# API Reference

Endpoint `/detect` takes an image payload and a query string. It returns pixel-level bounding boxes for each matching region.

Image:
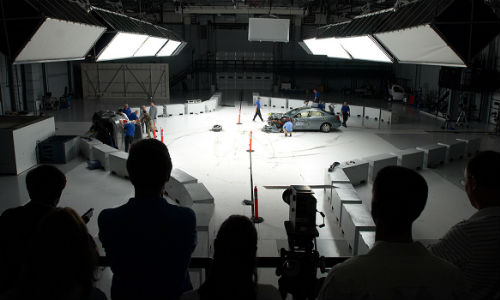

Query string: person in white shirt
[431,151,500,300]
[319,166,468,300]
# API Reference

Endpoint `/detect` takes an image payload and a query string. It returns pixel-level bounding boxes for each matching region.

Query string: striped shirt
[430,206,500,300]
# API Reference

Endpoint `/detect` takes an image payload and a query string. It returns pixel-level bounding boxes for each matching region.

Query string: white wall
[12,117,55,174]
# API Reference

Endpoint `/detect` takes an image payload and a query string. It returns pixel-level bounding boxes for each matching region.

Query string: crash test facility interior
[0,0,500,297]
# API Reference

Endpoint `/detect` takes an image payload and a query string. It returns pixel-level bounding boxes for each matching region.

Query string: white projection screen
[15,18,106,64]
[248,18,289,42]
[375,25,466,67]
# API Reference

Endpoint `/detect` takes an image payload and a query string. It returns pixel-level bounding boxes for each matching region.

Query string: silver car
[266,107,341,132]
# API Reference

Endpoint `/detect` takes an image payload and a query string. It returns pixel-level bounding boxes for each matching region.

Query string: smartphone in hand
[82,208,94,224]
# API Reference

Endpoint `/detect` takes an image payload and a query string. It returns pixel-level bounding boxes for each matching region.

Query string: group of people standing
[118,101,158,152]
[1,145,498,300]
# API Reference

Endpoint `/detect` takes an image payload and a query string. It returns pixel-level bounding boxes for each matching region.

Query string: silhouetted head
[150,101,155,106]
[127,139,172,193]
[372,166,428,228]
[118,109,124,114]
[141,105,147,112]
[214,215,258,264]
[199,215,257,300]
[26,165,66,206]
[124,104,129,109]
[464,151,500,209]
[343,101,348,105]
[19,207,97,299]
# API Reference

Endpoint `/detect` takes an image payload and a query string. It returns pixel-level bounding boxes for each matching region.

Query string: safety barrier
[325,137,480,255]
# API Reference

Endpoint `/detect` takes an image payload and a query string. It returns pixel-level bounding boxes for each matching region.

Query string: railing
[192,59,392,76]
[99,256,349,276]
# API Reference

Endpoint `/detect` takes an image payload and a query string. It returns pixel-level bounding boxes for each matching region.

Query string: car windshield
[285,108,303,117]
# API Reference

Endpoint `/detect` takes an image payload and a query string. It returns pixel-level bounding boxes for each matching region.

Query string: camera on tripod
[276,185,326,300]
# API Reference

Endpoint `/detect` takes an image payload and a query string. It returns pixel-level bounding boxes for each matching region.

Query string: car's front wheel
[320,123,331,132]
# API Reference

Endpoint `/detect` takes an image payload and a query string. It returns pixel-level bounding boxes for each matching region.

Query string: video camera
[276,186,326,300]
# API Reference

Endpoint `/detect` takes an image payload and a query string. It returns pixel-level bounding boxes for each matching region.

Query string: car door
[308,110,326,130]
[293,111,310,130]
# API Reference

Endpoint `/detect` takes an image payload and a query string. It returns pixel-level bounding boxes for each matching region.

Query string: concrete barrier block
[187,102,206,115]
[357,231,376,255]
[391,148,424,170]
[456,137,481,157]
[166,104,185,116]
[341,159,369,186]
[364,153,398,182]
[416,144,447,168]
[288,99,305,110]
[324,168,351,202]
[79,137,103,160]
[438,140,466,161]
[271,97,287,109]
[91,144,119,171]
[109,151,129,178]
[331,183,362,223]
[340,203,376,255]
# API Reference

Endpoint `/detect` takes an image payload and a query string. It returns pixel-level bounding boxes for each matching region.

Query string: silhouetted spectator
[181,215,280,300]
[319,166,467,300]
[98,139,197,300]
[0,165,66,293]
[431,151,500,300]
[13,207,105,300]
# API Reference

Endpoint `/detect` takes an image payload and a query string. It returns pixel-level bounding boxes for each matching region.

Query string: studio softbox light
[0,0,106,64]
[91,7,183,61]
[310,0,500,67]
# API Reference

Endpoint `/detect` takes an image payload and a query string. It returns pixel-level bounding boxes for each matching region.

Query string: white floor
[1,98,499,296]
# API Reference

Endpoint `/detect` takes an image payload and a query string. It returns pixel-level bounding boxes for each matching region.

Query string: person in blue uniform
[283,119,293,137]
[341,101,350,127]
[123,120,135,152]
[253,97,264,122]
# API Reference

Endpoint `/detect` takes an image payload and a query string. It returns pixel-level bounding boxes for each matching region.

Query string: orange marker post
[253,186,263,223]
[247,130,254,152]
[161,128,164,143]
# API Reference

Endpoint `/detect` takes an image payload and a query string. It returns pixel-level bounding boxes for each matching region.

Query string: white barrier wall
[364,107,380,120]
[166,104,185,116]
[270,97,287,109]
[380,109,391,123]
[204,99,217,112]
[288,99,304,110]
[349,105,364,118]
[260,96,271,107]
[156,105,165,117]
[187,102,206,114]
[252,92,260,105]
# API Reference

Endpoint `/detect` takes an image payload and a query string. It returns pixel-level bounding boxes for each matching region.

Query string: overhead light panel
[134,36,168,57]
[337,36,392,63]
[156,40,181,57]
[91,7,184,60]
[375,25,465,67]
[97,32,148,61]
[0,0,106,64]
[303,38,351,59]
[308,0,500,67]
